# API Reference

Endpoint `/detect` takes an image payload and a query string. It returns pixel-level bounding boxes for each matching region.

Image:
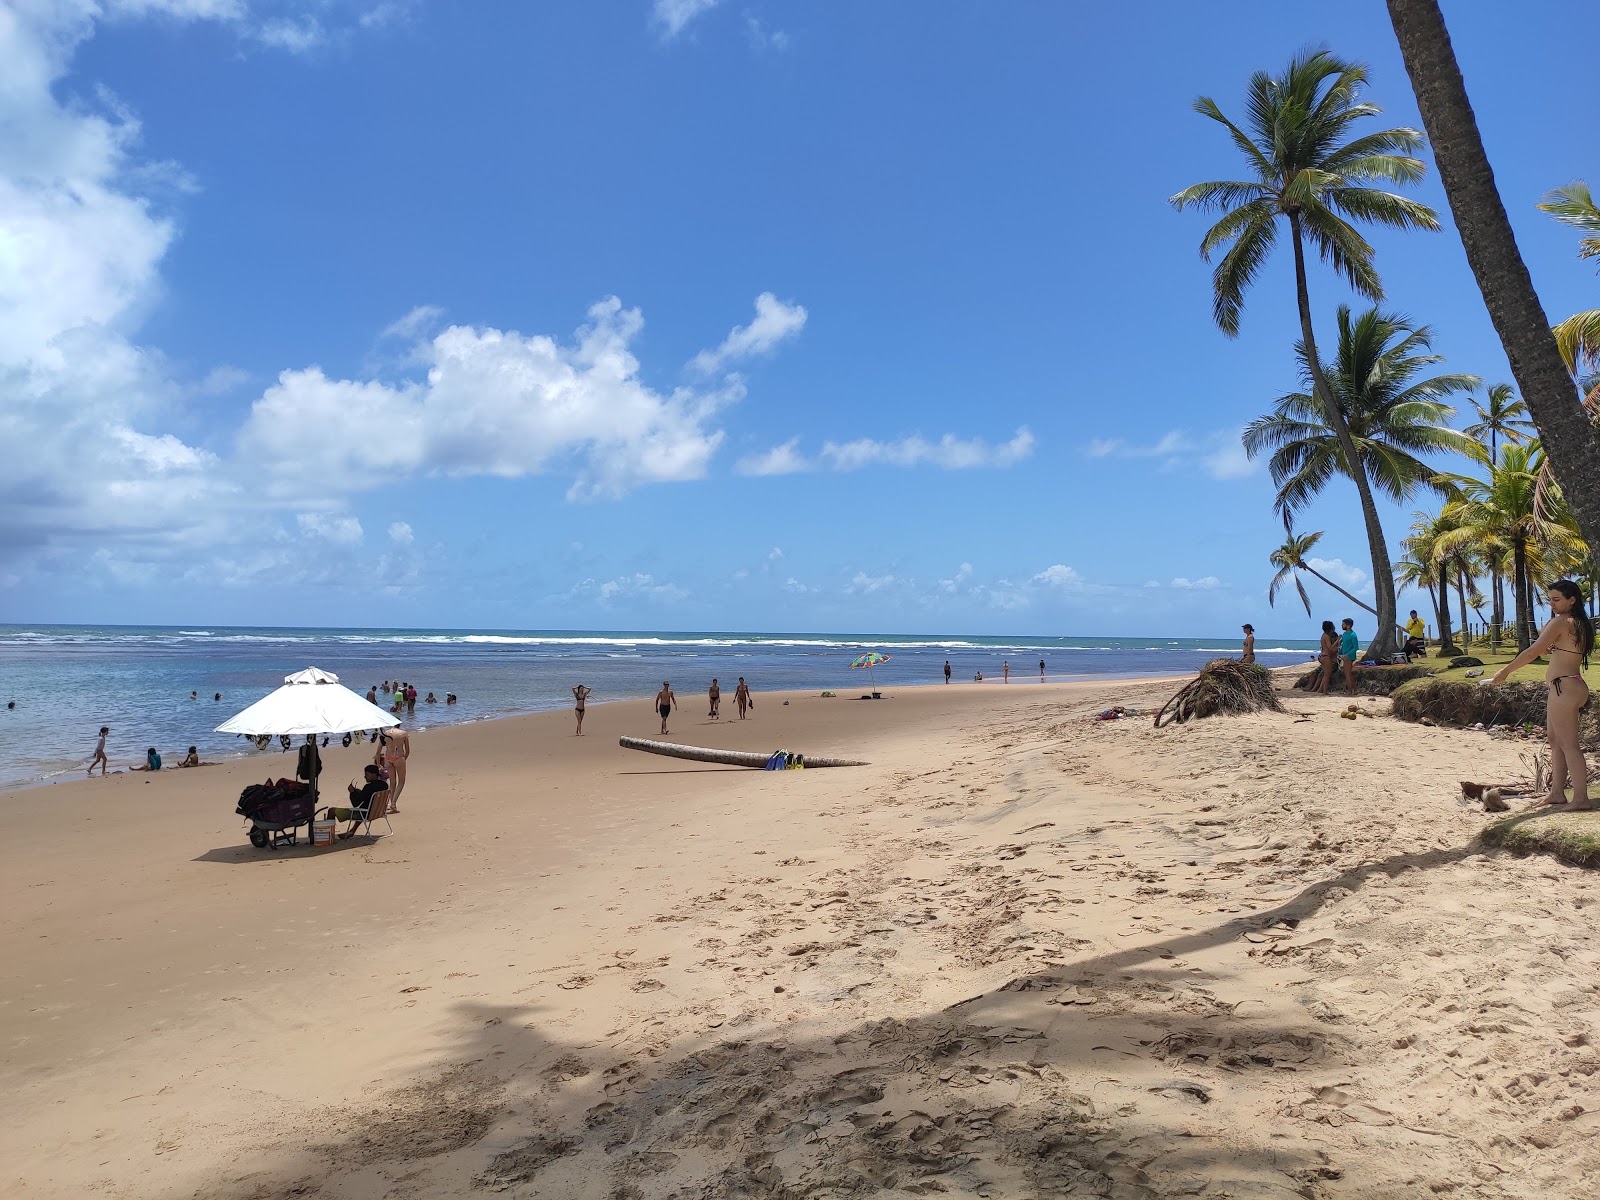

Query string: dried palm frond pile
[1155,659,1285,728]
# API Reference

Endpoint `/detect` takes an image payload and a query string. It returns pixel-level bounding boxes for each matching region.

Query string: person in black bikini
[1490,579,1592,810]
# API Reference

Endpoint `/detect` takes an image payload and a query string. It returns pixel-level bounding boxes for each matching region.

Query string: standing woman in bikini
[1316,620,1339,694]
[1489,579,1593,809]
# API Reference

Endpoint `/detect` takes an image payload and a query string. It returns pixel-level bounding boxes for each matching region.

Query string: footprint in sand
[558,974,595,990]
[632,977,665,993]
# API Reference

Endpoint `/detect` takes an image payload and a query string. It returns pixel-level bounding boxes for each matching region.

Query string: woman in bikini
[1316,620,1339,694]
[1490,579,1592,810]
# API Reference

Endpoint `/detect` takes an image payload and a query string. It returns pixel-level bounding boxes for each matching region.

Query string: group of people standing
[1314,618,1364,696]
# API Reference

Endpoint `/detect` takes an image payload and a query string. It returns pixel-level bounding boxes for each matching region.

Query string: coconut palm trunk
[1386,0,1600,555]
[1512,537,1533,650]
[1288,215,1401,659]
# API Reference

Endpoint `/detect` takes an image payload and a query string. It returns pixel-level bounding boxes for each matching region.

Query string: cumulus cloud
[1030,564,1081,588]
[738,428,1034,476]
[652,0,721,37]
[239,297,754,502]
[690,292,807,374]
[387,521,413,545]
[1169,576,1222,589]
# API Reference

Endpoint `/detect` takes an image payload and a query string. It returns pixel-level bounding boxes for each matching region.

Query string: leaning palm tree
[1464,382,1534,463]
[1268,525,1377,619]
[1384,0,1600,560]
[1243,306,1478,644]
[1171,50,1440,659]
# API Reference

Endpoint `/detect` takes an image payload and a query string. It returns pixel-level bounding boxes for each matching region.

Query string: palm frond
[1210,214,1277,337]
[1169,180,1272,214]
[1190,97,1275,180]
[1325,187,1440,231]
[1297,204,1382,299]
[1552,308,1600,373]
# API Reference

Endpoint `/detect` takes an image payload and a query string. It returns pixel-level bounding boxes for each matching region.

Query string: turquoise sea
[0,625,1317,790]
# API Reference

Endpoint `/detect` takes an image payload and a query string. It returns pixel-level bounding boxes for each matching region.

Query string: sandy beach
[4,674,1598,1199]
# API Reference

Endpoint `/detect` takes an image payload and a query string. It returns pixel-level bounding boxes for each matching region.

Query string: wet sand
[3,674,1596,1199]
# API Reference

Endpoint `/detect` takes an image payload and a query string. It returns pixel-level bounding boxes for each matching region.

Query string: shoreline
[0,669,1230,796]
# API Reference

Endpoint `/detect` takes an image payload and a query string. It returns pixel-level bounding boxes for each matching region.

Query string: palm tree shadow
[160,837,1491,1199]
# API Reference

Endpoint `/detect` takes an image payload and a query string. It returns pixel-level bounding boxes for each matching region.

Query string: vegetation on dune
[1482,811,1600,870]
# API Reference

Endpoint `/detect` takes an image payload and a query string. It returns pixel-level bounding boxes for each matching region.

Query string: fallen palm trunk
[618,736,867,768]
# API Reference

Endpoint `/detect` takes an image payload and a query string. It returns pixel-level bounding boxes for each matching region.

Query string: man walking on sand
[655,681,677,734]
[383,723,411,812]
[89,725,109,775]
[1039,658,1046,681]
[944,660,951,684]
[1002,660,1010,684]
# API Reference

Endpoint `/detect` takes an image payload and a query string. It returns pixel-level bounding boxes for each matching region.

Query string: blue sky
[1,0,1591,638]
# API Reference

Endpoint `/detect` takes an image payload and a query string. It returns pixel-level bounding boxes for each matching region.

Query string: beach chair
[356,788,394,838]
[328,788,393,840]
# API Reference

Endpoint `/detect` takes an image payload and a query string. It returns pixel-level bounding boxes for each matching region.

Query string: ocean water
[0,625,1317,790]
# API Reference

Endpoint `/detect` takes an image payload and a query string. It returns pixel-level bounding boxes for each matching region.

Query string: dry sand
[4,674,1598,1199]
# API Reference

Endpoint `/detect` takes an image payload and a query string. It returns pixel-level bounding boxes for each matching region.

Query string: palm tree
[1171,50,1440,659]
[1464,383,1534,463]
[1398,511,1460,655]
[1268,525,1377,619]
[1384,0,1600,562]
[1244,305,1478,514]
[1438,443,1579,650]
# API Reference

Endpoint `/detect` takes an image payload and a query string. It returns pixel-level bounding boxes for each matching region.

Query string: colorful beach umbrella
[849,651,891,691]
[849,652,891,669]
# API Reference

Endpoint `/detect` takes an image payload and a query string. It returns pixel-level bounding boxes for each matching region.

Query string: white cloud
[653,0,720,37]
[238,297,744,503]
[381,304,444,340]
[387,521,413,545]
[1170,576,1222,590]
[572,572,688,605]
[735,437,811,477]
[1030,564,1081,588]
[297,512,363,544]
[783,576,813,594]
[745,427,1036,476]
[1306,557,1372,594]
[690,292,807,374]
[940,562,975,593]
[767,546,783,561]
[821,427,1034,472]
[1088,428,1257,480]
[845,571,896,595]
[254,14,323,52]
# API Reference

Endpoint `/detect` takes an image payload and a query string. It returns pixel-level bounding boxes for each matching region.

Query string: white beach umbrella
[215,667,401,737]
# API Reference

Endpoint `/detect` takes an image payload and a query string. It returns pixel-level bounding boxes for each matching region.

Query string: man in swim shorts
[655,681,677,734]
[1339,619,1360,696]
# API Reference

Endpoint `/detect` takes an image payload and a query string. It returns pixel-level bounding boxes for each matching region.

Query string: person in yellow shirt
[1403,610,1427,659]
